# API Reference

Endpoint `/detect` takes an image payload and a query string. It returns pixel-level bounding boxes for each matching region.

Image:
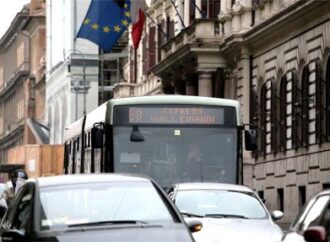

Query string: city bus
[63,95,256,188]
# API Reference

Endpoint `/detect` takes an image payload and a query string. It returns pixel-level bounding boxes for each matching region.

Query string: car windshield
[39,181,174,230]
[175,189,268,219]
[113,126,238,187]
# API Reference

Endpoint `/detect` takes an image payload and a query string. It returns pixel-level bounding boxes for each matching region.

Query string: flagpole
[190,0,206,18]
[170,0,185,29]
[145,12,168,39]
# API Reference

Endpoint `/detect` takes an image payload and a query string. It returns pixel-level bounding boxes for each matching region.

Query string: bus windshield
[113,125,237,188]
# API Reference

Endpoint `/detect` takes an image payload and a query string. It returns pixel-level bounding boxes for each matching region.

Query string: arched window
[260,82,267,155]
[315,60,324,144]
[326,56,330,141]
[301,65,310,147]
[279,75,287,151]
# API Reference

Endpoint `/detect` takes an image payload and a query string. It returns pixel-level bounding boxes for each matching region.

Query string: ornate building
[0,0,47,167]
[115,0,330,225]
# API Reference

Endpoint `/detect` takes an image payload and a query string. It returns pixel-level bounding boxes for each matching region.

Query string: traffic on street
[0,0,330,242]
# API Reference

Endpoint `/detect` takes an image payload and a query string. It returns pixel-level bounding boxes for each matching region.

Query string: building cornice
[0,5,30,50]
[219,0,328,57]
[0,124,24,146]
[0,71,29,98]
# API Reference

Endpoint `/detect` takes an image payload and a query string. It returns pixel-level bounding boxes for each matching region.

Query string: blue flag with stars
[76,0,131,52]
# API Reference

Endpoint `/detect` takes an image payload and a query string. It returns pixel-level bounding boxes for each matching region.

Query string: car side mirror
[187,220,202,233]
[1,230,25,242]
[303,226,327,242]
[271,210,284,221]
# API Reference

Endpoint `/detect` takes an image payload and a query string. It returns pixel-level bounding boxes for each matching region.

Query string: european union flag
[76,0,131,52]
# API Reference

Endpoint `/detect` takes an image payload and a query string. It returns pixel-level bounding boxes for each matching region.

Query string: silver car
[0,174,201,242]
[282,189,330,242]
[168,182,284,242]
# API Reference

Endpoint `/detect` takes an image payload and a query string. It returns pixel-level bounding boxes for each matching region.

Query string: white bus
[64,95,255,188]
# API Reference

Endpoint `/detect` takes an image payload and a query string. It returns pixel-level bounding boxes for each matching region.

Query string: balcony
[152,19,226,79]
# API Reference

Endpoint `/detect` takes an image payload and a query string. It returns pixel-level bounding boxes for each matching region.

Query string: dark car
[0,174,201,242]
[168,182,284,242]
[282,189,330,242]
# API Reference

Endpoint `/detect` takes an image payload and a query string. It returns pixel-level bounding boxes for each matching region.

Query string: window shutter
[315,61,323,144]
[168,21,175,39]
[271,80,278,153]
[279,75,287,151]
[148,26,156,70]
[250,88,259,157]
[129,46,136,83]
[291,72,299,149]
[301,66,309,147]
[250,88,257,124]
[260,83,267,155]
[157,20,165,63]
[142,36,148,76]
[189,0,196,24]
[326,58,330,141]
[211,0,221,19]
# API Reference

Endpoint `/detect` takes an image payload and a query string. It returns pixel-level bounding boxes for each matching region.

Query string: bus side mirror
[245,128,256,151]
[91,127,104,148]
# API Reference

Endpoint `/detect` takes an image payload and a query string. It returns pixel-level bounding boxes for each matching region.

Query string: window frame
[5,182,35,233]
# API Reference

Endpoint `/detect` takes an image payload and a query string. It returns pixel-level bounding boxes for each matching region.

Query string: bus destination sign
[125,106,225,125]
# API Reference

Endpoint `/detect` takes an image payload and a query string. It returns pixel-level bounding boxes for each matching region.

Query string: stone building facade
[0,0,47,166]
[46,0,99,144]
[46,0,132,144]
[115,0,330,224]
[248,0,330,225]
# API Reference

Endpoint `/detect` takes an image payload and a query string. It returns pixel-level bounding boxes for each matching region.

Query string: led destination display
[114,105,236,125]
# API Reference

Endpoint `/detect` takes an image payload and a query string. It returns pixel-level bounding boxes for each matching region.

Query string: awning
[0,164,25,173]
[27,118,49,144]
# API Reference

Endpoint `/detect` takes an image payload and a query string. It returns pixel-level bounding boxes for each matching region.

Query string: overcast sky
[0,0,30,39]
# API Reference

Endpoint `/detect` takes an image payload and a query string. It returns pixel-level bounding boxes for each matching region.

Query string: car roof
[314,188,330,197]
[175,182,253,192]
[28,173,152,188]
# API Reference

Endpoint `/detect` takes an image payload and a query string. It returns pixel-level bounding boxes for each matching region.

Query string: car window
[319,196,330,239]
[175,189,268,219]
[299,195,330,232]
[11,184,34,231]
[291,197,316,231]
[39,181,174,230]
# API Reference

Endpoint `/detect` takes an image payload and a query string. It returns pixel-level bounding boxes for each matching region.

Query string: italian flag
[131,0,146,49]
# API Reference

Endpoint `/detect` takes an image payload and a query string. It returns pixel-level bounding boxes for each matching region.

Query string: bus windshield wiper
[180,211,204,218]
[68,220,149,227]
[204,214,248,219]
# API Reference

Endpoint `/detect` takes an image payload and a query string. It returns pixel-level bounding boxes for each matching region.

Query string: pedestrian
[0,169,28,212]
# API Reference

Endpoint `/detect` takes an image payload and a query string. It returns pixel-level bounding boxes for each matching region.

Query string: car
[0,174,201,242]
[282,189,330,242]
[168,182,284,242]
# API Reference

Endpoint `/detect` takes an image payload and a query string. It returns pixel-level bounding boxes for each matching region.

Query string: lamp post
[64,49,89,119]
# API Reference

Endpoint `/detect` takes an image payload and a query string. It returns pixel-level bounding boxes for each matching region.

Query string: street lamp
[64,49,89,119]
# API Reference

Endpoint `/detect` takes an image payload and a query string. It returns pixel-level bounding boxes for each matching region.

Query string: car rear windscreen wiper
[180,211,204,218]
[68,220,149,227]
[204,214,248,219]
